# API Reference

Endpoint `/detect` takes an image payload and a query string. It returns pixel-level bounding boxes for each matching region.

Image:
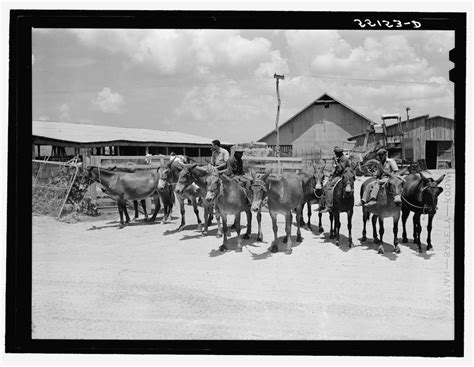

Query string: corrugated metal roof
[33,120,233,146]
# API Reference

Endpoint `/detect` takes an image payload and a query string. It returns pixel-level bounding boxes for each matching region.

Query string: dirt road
[32,170,455,340]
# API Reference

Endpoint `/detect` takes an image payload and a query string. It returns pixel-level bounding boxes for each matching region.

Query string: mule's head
[419,172,445,213]
[312,165,325,199]
[387,174,406,206]
[175,164,197,195]
[249,168,271,212]
[342,166,355,197]
[205,169,221,203]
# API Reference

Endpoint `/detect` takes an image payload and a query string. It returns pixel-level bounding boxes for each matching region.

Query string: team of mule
[82,146,445,255]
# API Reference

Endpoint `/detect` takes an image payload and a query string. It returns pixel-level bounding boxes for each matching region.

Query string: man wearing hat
[356,148,399,208]
[319,146,351,213]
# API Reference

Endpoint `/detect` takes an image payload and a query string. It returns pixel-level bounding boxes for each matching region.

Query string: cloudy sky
[32,28,454,143]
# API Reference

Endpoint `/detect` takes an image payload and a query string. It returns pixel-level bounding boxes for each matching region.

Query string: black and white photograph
[4,5,469,360]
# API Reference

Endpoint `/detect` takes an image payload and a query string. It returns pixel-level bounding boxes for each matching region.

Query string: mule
[174,164,216,236]
[157,158,208,231]
[85,166,162,228]
[108,165,175,222]
[299,164,326,233]
[248,169,272,242]
[204,167,252,252]
[324,166,356,247]
[360,160,406,254]
[401,171,445,253]
[250,172,305,255]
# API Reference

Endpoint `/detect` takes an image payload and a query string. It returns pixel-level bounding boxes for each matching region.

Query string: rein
[401,195,430,214]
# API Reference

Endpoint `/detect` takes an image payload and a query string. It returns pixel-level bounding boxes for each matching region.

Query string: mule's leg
[243,209,252,239]
[176,195,186,231]
[306,202,312,231]
[393,212,401,254]
[401,207,409,243]
[318,211,324,233]
[372,214,379,243]
[123,202,131,224]
[329,212,335,239]
[148,194,160,223]
[133,200,139,220]
[426,214,434,251]
[219,214,228,252]
[377,217,385,254]
[361,209,368,242]
[335,212,341,246]
[117,202,125,228]
[269,211,279,253]
[235,212,243,252]
[347,209,353,248]
[296,206,303,243]
[257,210,263,242]
[140,199,148,220]
[202,204,209,236]
[284,211,293,255]
[413,213,422,253]
[300,203,306,227]
[208,205,214,226]
[215,207,223,239]
[192,197,203,232]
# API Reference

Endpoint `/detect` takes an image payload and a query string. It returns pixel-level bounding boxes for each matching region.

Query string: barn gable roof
[33,120,233,146]
[258,93,376,141]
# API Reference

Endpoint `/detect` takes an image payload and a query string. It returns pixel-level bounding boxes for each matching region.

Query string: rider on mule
[219,149,252,202]
[356,148,399,208]
[210,139,230,169]
[319,146,352,213]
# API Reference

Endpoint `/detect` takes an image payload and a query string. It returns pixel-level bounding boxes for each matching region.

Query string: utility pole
[403,106,410,163]
[274,73,284,175]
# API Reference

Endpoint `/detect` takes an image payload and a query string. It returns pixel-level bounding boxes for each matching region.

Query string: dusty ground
[32,170,455,340]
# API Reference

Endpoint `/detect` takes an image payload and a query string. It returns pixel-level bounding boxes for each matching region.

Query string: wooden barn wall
[259,102,370,156]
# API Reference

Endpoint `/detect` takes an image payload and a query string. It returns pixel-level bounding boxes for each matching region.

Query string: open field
[32,170,455,340]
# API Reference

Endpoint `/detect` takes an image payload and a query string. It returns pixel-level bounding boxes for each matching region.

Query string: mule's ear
[419,171,430,183]
[262,169,272,181]
[250,168,256,181]
[435,174,446,185]
[437,187,444,195]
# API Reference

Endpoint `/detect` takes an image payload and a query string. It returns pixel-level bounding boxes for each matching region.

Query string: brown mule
[204,167,252,252]
[299,164,326,233]
[360,159,406,254]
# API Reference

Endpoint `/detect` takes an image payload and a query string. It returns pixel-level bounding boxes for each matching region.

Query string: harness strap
[401,195,429,214]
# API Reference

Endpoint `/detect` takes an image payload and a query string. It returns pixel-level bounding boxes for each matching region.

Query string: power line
[32,73,450,95]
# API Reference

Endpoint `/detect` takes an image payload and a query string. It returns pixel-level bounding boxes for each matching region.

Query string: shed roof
[33,120,233,146]
[258,93,376,141]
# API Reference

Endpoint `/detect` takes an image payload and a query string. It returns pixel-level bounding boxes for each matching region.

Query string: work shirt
[211,147,229,167]
[333,154,351,176]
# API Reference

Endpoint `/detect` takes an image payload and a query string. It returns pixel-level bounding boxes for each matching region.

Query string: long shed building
[258,93,374,160]
[32,120,232,163]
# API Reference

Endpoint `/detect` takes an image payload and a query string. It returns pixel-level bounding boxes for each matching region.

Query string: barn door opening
[425,141,438,169]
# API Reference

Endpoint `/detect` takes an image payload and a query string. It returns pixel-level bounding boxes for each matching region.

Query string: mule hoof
[283,237,288,244]
[219,244,228,252]
[394,246,401,254]
[361,236,367,242]
[348,241,353,248]
[242,233,250,240]
[271,245,278,253]
[296,235,302,242]
[418,247,423,254]
[426,244,433,251]
[118,223,125,229]
[285,249,293,255]
[373,238,379,244]
[236,247,243,253]
[329,234,335,239]
[318,227,324,233]
[335,241,340,247]
[378,246,384,254]
[257,236,263,242]
[402,237,408,243]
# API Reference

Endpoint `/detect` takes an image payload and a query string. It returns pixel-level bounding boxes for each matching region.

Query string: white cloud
[38,115,50,121]
[59,104,71,122]
[93,88,125,114]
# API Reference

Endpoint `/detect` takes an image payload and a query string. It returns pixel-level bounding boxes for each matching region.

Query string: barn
[32,120,233,164]
[348,115,455,169]
[257,93,374,160]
